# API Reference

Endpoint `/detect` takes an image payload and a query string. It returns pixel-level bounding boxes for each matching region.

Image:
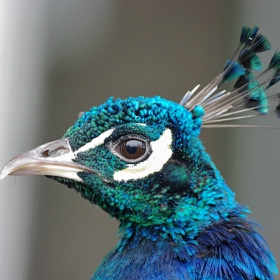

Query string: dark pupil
[126,141,138,154]
[120,139,146,160]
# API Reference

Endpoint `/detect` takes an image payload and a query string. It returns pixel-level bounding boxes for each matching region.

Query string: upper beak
[0,138,93,182]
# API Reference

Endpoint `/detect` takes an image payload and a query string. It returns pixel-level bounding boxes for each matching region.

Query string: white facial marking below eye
[113,128,172,181]
[76,128,115,154]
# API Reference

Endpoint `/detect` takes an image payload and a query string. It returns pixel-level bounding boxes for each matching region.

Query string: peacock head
[2,26,280,242]
[1,96,227,241]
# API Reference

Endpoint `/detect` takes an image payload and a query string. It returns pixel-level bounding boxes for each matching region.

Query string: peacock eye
[112,135,150,163]
[116,139,145,160]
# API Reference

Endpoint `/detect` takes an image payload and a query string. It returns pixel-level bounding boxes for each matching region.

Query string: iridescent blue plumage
[1,26,279,279]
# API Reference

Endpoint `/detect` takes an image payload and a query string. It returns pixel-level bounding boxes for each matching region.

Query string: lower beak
[0,138,93,182]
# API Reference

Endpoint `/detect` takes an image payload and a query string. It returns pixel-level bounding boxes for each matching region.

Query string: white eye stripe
[75,128,115,154]
[75,123,146,154]
[113,128,172,181]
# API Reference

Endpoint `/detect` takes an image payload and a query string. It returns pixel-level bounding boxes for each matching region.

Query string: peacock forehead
[64,96,199,151]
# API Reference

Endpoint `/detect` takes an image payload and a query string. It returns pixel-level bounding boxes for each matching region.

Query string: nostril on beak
[39,139,72,159]
[41,146,69,158]
[41,149,50,157]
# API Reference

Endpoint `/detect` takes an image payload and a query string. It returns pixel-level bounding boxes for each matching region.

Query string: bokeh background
[0,1,280,279]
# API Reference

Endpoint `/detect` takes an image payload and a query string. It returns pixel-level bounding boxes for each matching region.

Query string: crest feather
[180,26,280,128]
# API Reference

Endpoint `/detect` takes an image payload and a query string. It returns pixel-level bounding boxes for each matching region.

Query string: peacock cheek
[151,159,192,197]
[75,145,127,181]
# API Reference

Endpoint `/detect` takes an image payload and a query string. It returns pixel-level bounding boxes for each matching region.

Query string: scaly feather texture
[0,26,279,279]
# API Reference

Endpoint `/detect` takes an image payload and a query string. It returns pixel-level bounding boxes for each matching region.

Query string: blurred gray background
[0,1,279,279]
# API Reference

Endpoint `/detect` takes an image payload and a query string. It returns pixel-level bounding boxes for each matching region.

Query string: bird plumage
[1,26,279,279]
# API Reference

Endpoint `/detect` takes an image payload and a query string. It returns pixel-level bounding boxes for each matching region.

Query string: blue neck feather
[92,210,277,279]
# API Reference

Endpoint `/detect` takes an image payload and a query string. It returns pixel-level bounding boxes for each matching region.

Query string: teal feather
[239,26,253,45]
[268,50,280,70]
[243,33,272,54]
[239,52,262,71]
[220,60,245,84]
[267,69,280,88]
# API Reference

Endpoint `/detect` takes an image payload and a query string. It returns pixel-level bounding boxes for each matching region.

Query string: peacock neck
[92,237,193,280]
[92,211,277,280]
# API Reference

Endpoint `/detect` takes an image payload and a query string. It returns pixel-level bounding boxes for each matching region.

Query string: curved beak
[0,138,93,182]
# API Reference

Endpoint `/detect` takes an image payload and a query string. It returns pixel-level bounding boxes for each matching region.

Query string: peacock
[1,26,280,279]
